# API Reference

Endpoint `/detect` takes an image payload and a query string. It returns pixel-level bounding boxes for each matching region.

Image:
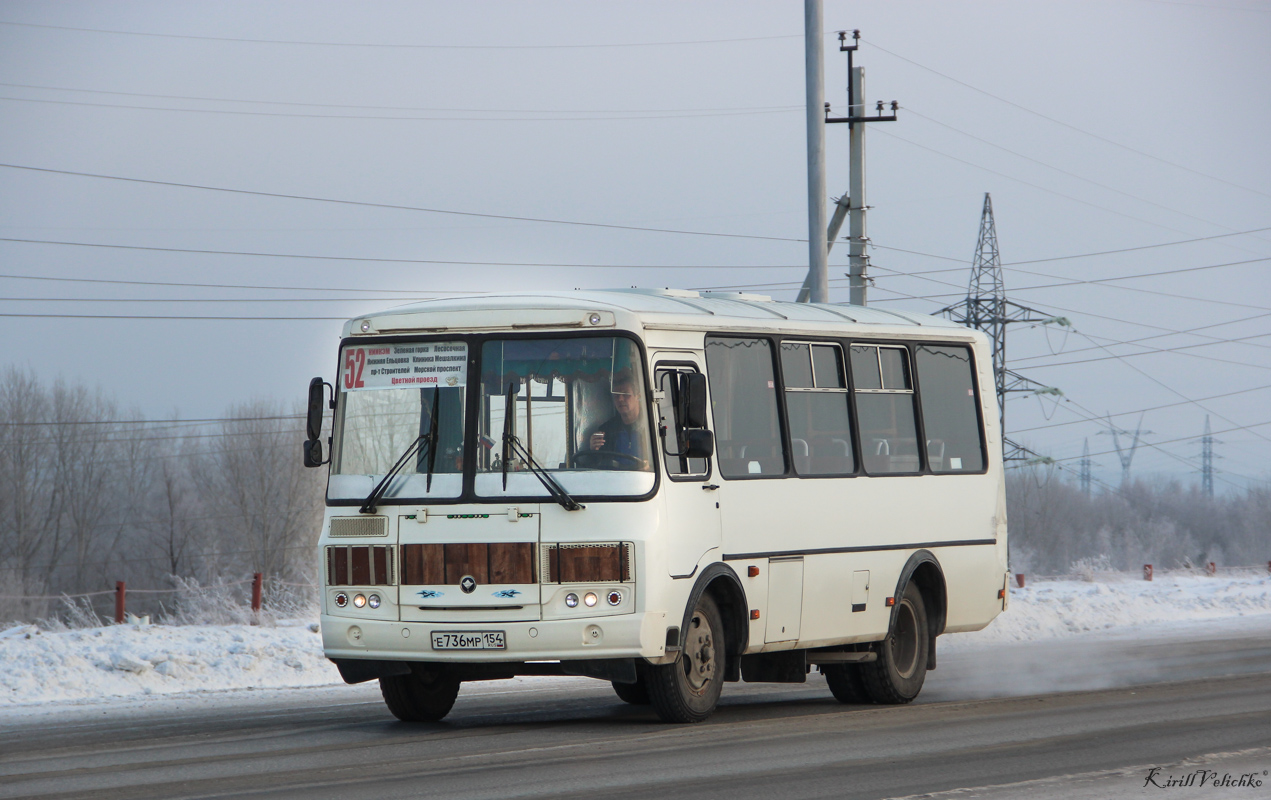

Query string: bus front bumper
[321,610,670,664]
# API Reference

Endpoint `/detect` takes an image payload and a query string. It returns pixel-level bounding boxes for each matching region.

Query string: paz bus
[304,289,1009,723]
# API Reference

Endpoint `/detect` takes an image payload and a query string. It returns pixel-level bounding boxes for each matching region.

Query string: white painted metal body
[318,290,1008,669]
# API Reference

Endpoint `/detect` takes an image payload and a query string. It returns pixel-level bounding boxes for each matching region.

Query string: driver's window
[656,367,708,478]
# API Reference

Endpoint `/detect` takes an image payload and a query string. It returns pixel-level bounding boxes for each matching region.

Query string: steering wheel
[572,450,645,471]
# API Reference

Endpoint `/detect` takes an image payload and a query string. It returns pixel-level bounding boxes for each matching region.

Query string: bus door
[654,357,721,578]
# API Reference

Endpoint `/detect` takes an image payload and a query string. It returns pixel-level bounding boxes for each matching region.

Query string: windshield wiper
[361,387,441,514]
[504,432,583,511]
[499,381,582,511]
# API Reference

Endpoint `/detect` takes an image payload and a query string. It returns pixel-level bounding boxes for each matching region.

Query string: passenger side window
[705,337,785,478]
[915,345,985,472]
[656,367,708,477]
[779,342,855,476]
[850,344,921,474]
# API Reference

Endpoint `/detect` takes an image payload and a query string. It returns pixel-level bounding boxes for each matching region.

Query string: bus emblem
[460,575,477,594]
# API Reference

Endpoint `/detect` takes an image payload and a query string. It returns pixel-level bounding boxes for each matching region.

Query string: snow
[2,572,1270,715]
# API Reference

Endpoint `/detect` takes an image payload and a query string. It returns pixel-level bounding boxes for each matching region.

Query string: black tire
[611,674,651,705]
[861,582,929,704]
[379,668,461,722]
[822,662,871,704]
[646,593,725,723]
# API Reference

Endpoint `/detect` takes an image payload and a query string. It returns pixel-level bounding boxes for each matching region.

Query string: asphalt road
[4,626,1271,800]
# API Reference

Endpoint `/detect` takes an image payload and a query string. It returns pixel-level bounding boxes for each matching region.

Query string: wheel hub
[683,612,716,691]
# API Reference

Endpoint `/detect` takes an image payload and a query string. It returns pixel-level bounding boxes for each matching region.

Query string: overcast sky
[1,0,1268,493]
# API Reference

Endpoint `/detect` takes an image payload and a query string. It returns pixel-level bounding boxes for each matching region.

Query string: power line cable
[903,107,1271,244]
[0,162,805,244]
[0,94,801,122]
[0,236,808,269]
[0,81,799,114]
[1012,384,1271,434]
[0,20,805,49]
[875,128,1228,239]
[862,37,1271,202]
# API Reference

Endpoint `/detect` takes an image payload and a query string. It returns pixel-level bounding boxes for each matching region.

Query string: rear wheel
[861,582,928,704]
[646,593,725,723]
[379,668,461,722]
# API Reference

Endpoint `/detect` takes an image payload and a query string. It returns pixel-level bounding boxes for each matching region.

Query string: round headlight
[367,594,381,609]
[334,592,348,608]
[353,593,367,608]
[607,590,623,606]
[565,592,579,608]
[583,592,598,607]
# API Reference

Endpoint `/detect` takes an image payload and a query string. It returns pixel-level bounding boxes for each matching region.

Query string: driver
[587,374,648,464]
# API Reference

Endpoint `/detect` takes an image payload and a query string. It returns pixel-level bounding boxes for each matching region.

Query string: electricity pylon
[1197,414,1222,497]
[1098,412,1153,487]
[940,193,1068,462]
[1079,438,1094,495]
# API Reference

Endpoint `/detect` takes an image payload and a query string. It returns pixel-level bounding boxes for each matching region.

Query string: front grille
[327,545,394,586]
[542,543,632,583]
[329,516,388,537]
[400,543,536,585]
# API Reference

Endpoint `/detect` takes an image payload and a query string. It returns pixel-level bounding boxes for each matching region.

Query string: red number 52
[343,349,366,389]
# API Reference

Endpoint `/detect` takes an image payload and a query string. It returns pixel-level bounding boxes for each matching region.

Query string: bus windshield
[475,337,654,500]
[327,336,654,504]
[329,341,469,502]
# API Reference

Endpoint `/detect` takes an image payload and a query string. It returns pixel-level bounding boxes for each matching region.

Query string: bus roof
[340,288,975,341]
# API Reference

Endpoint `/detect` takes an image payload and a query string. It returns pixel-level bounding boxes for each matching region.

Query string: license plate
[431,631,506,650]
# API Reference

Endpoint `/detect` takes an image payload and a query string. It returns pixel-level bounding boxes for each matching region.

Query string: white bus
[304,289,1010,723]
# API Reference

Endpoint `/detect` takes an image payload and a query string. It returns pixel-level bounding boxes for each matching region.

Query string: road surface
[4,623,1270,799]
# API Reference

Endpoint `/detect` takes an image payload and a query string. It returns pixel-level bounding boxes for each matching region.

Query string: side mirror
[678,372,708,429]
[684,429,714,460]
[306,377,327,441]
[303,438,324,468]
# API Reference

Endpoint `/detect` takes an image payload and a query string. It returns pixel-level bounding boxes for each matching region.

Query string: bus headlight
[583,592,598,607]
[565,593,579,608]
[367,594,381,609]
[353,594,367,608]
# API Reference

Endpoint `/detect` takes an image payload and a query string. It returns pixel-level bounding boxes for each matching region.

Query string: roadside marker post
[114,581,126,623]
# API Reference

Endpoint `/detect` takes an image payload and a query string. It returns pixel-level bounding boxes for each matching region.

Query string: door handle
[701,484,720,491]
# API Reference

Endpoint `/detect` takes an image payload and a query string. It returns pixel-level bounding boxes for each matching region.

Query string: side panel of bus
[701,331,1005,653]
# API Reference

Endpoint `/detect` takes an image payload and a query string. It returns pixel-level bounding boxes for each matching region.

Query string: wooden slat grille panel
[444,543,488,584]
[400,542,535,585]
[488,543,535,584]
[350,547,371,585]
[331,547,349,586]
[543,543,632,583]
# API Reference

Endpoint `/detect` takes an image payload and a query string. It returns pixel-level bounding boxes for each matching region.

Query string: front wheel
[861,582,929,704]
[646,593,725,723]
[379,668,461,722]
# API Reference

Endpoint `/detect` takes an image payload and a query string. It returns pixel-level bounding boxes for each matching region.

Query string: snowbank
[944,571,1271,648]
[0,621,339,707]
[3,573,1270,710]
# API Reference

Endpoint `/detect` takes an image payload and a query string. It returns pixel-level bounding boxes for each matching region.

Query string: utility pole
[804,0,829,304]
[847,47,868,305]
[1079,438,1092,495]
[798,27,896,305]
[1098,412,1152,487]
[940,193,1067,462]
[1198,414,1221,497]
